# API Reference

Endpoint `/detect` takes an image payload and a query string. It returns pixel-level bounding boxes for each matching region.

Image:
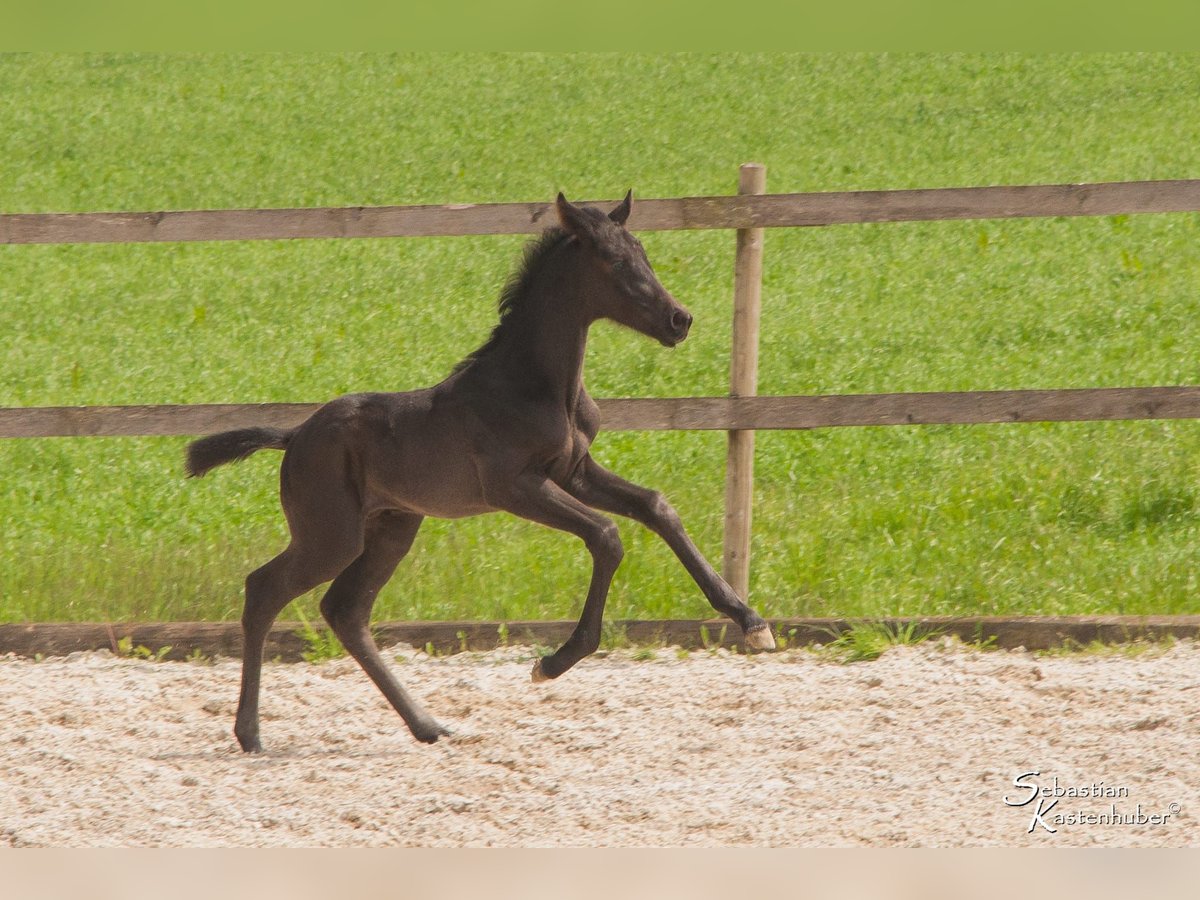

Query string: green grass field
[4,52,1200,623]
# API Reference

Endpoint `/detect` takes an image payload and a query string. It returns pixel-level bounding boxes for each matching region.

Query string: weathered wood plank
[734,179,1200,227]
[598,387,1200,430]
[3,616,1198,660]
[0,403,322,438]
[5,180,1200,244]
[5,387,1200,438]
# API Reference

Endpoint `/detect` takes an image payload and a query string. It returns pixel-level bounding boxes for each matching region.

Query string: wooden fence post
[723,163,766,600]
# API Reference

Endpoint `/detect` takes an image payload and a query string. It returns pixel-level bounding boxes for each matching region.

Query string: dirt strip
[1,638,1196,847]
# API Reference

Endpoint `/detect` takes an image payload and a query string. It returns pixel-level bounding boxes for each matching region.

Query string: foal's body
[188,193,774,753]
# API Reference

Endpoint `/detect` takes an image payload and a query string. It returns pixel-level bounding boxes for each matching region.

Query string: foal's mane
[451,224,573,374]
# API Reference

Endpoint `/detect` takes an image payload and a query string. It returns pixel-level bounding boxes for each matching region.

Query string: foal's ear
[609,189,633,226]
[555,192,593,238]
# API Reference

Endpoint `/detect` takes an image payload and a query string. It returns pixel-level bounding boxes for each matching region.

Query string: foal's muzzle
[663,306,693,346]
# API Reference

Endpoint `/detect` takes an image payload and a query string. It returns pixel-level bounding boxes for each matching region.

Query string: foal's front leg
[484,470,625,681]
[568,455,775,650]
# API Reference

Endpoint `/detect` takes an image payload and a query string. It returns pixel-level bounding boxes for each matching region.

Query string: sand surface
[1,640,1196,847]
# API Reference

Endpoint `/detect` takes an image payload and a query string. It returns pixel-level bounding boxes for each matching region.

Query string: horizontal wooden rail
[5,386,1200,438]
[600,387,1200,430]
[4,179,1200,245]
[2,616,1198,660]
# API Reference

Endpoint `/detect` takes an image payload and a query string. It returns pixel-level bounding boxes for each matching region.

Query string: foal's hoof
[531,658,551,683]
[412,722,452,744]
[744,625,777,652]
[235,731,263,754]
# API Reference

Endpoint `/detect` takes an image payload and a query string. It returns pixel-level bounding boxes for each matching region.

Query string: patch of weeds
[817,620,939,664]
[294,608,345,664]
[1118,248,1144,277]
[186,647,213,665]
[116,635,173,661]
[773,625,799,650]
[600,621,632,652]
[674,647,690,660]
[1036,636,1178,659]
[699,623,728,654]
[1119,486,1197,532]
[966,624,999,652]
[631,646,657,662]
[497,622,509,647]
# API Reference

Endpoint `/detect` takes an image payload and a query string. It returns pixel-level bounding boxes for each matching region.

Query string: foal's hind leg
[234,537,362,753]
[318,511,449,744]
[234,466,367,753]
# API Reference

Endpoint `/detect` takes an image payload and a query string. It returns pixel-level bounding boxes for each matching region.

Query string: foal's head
[556,192,693,347]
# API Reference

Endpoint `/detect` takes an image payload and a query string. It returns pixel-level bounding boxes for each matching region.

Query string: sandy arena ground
[1,639,1197,847]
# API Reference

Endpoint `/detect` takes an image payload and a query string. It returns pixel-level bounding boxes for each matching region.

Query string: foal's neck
[494,244,593,406]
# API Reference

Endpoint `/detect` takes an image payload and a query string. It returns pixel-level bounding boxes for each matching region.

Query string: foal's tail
[185,426,295,478]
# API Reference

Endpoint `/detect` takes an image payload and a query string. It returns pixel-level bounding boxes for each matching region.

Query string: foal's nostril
[671,310,693,334]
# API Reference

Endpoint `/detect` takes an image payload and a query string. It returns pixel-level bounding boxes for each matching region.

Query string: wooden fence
[6,168,1200,598]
